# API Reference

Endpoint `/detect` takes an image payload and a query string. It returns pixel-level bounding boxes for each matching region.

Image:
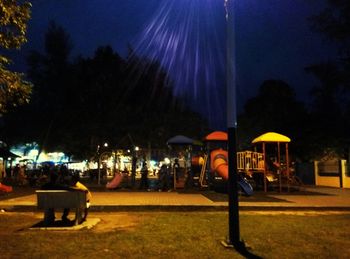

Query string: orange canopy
[204,131,228,141]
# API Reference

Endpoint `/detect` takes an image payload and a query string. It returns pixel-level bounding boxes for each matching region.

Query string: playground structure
[248,132,292,192]
[166,135,194,190]
[101,131,296,193]
[106,173,123,189]
[198,131,295,192]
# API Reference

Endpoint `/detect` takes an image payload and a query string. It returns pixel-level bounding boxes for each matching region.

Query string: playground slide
[211,149,253,196]
[106,173,123,189]
[192,156,205,166]
[0,183,13,193]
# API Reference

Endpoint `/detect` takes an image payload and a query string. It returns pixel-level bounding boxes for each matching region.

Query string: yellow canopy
[252,132,291,143]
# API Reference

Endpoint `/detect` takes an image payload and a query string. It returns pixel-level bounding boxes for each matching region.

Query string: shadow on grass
[201,188,334,203]
[236,246,263,259]
[222,240,263,259]
[202,191,290,203]
[31,219,76,228]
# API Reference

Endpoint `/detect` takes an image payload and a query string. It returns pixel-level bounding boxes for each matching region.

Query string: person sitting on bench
[41,172,71,224]
[65,174,92,222]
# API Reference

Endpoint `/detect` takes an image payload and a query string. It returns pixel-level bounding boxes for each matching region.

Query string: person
[63,175,92,222]
[173,158,180,181]
[41,173,91,224]
[17,165,27,186]
[185,168,194,188]
[58,164,70,184]
[178,152,186,168]
[139,162,149,190]
[13,164,20,180]
[158,164,170,192]
[122,167,130,188]
[41,173,70,225]
[131,156,137,187]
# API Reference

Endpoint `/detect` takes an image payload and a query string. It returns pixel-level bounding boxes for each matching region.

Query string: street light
[98,149,112,185]
[222,0,245,251]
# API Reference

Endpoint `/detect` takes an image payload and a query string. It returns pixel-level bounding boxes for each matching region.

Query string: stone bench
[36,190,87,225]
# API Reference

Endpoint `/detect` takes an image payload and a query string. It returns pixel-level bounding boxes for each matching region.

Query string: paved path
[0,186,349,211]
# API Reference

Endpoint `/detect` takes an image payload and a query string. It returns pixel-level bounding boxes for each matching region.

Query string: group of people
[158,163,172,192]
[5,164,27,185]
[41,172,91,225]
[137,159,187,192]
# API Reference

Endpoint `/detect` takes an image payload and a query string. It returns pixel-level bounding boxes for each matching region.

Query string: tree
[238,80,308,160]
[2,21,73,159]
[308,0,350,95]
[308,0,350,159]
[121,53,208,148]
[0,0,32,115]
[309,0,350,62]
[60,45,127,158]
[2,20,208,160]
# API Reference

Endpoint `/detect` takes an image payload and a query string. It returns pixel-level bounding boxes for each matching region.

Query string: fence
[314,159,350,188]
[237,151,265,172]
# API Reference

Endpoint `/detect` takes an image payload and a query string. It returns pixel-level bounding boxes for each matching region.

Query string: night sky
[11,0,337,128]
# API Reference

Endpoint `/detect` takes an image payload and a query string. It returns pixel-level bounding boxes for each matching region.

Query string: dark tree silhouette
[308,0,350,160]
[238,80,308,160]
[1,21,208,160]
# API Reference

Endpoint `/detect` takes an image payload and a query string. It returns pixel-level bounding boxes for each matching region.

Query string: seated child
[70,174,92,221]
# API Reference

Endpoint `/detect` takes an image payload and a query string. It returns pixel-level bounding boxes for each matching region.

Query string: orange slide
[210,149,229,180]
[106,173,123,189]
[210,149,253,196]
[192,156,205,167]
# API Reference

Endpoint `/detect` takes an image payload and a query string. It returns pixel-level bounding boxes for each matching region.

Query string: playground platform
[0,185,349,212]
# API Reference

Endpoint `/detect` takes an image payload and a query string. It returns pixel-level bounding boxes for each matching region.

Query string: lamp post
[131,146,139,188]
[98,151,111,185]
[223,0,244,250]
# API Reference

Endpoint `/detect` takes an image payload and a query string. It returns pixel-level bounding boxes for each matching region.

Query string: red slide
[210,149,229,180]
[0,183,13,193]
[106,173,123,189]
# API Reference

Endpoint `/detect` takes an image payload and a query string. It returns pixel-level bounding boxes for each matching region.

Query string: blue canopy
[167,135,194,145]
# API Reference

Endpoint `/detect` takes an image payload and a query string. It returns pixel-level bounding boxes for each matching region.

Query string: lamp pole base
[221,240,234,248]
[221,238,261,258]
[221,238,252,250]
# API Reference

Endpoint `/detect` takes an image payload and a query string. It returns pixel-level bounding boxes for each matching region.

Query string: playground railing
[237,151,265,172]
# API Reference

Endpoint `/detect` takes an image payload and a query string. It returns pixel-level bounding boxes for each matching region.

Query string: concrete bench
[36,190,87,225]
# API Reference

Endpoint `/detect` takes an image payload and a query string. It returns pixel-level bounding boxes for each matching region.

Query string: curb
[2,204,350,212]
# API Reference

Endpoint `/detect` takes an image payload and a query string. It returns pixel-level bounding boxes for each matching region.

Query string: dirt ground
[87,212,143,232]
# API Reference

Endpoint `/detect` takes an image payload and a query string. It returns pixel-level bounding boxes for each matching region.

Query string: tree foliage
[1,22,208,160]
[309,0,350,60]
[307,0,350,160]
[0,0,32,115]
[238,80,308,159]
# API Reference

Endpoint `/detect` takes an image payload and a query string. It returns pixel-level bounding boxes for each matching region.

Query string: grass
[0,211,350,258]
